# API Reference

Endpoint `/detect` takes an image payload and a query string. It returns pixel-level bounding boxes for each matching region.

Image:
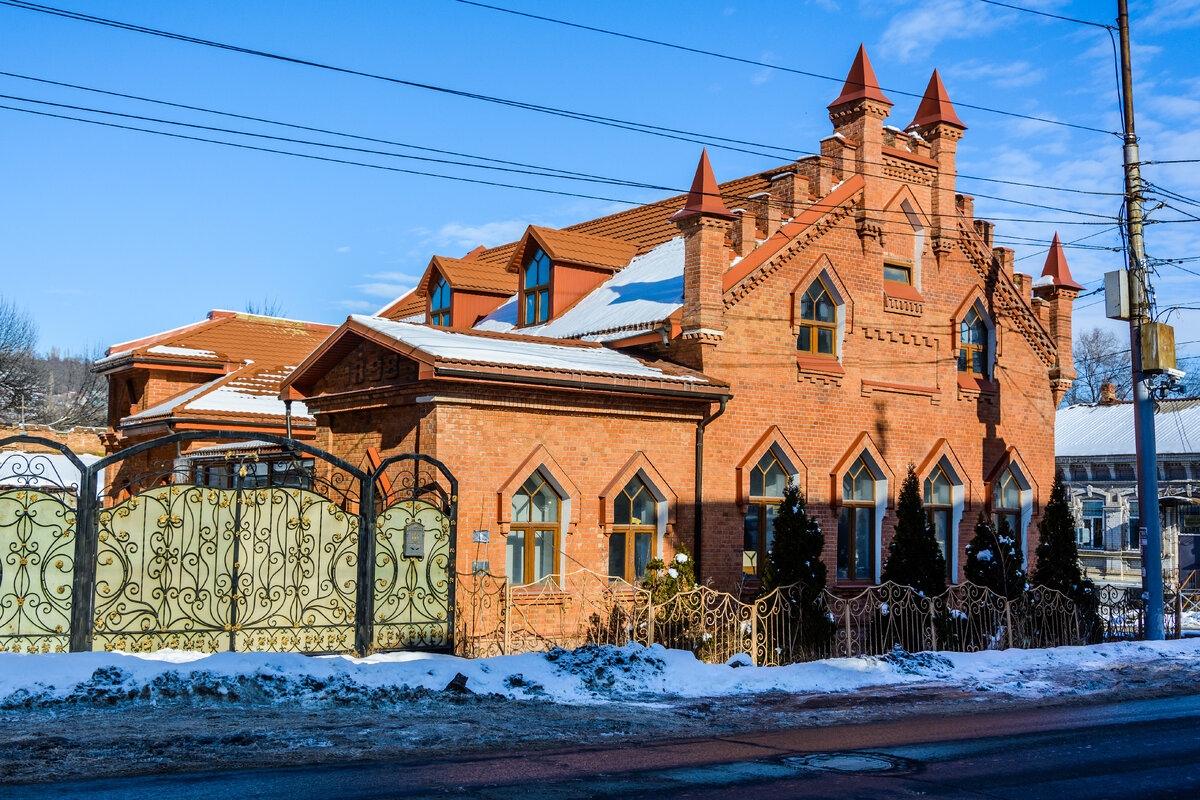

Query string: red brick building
[277,48,1080,593]
[96,310,335,492]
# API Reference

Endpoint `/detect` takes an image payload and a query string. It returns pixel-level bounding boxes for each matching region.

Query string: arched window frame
[952,292,998,381]
[497,445,581,586]
[986,450,1036,556]
[507,469,561,586]
[736,428,807,578]
[599,452,676,585]
[917,440,970,583]
[429,272,452,327]
[830,433,892,584]
[791,256,852,367]
[521,247,552,326]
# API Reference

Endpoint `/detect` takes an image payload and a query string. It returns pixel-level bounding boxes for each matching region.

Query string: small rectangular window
[883,263,912,285]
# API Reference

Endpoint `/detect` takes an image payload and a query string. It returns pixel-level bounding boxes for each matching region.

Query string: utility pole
[1117,0,1164,640]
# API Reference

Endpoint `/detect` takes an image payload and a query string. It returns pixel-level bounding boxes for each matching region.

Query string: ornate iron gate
[0,432,457,656]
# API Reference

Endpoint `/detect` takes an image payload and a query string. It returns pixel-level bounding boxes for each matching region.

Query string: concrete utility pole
[1117,0,1164,640]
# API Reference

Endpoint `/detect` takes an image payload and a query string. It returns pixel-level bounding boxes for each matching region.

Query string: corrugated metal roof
[1056,399,1200,457]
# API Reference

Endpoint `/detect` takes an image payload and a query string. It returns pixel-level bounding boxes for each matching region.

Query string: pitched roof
[1057,399,1200,457]
[828,44,891,109]
[123,363,311,427]
[507,226,640,274]
[98,311,335,372]
[1039,233,1085,291]
[377,289,425,320]
[420,255,516,296]
[907,69,966,130]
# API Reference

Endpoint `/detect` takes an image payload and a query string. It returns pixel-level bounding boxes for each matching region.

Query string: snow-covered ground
[3,638,1199,707]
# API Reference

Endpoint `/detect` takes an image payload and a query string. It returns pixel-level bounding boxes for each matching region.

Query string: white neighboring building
[1056,397,1200,589]
[0,450,103,496]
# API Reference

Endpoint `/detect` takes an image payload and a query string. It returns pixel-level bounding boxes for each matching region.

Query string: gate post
[69,469,97,652]
[355,474,376,657]
[749,601,758,667]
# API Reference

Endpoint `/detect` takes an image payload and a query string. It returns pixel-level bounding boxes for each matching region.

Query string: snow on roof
[1056,399,1200,458]
[124,381,217,422]
[187,367,311,418]
[186,439,278,456]
[145,345,219,358]
[351,314,705,383]
[476,237,684,340]
[1033,275,1056,288]
[0,450,102,493]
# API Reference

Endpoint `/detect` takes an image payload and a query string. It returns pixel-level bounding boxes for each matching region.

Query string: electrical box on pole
[1105,270,1131,320]
[1140,322,1176,374]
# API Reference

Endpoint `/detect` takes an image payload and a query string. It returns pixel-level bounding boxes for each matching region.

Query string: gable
[310,338,421,397]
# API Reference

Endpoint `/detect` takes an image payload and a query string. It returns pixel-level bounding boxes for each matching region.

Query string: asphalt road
[8,694,1200,799]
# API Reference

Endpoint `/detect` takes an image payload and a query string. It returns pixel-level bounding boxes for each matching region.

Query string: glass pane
[533,529,554,582]
[992,482,1001,507]
[634,532,652,580]
[855,507,872,581]
[1003,478,1020,509]
[837,507,850,580]
[511,490,530,523]
[842,472,853,501]
[853,468,873,502]
[926,471,952,506]
[524,291,536,323]
[506,532,525,585]
[614,490,632,526]
[972,348,985,375]
[531,481,558,523]
[751,466,764,498]
[884,264,910,284]
[764,504,779,558]
[608,532,626,580]
[538,290,549,322]
[629,485,655,526]
[958,349,968,372]
[762,456,787,497]
[815,295,835,323]
[816,327,834,355]
[800,293,813,321]
[743,507,759,574]
[537,252,550,284]
[1083,500,1104,516]
[1006,513,1020,536]
[797,326,811,353]
[971,319,987,345]
[930,508,950,565]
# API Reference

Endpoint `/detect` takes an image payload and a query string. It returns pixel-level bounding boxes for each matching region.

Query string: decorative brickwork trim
[736,426,809,507]
[598,451,678,536]
[829,432,895,510]
[496,444,582,534]
[916,438,974,510]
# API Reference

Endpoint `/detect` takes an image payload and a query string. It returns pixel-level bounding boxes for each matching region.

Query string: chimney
[974,220,994,249]
[906,70,966,256]
[1099,382,1118,404]
[827,45,893,244]
[995,247,1015,279]
[796,155,831,197]
[1032,233,1084,405]
[673,150,735,368]
[770,171,809,217]
[748,192,782,238]
[730,209,756,257]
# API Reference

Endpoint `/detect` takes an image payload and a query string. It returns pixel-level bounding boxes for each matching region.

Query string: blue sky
[2,0,1198,357]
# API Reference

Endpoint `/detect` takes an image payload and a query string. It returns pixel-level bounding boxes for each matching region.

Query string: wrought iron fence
[453,574,1105,666]
[0,432,458,657]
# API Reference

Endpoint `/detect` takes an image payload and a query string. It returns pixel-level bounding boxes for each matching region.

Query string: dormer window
[797,277,837,358]
[429,274,452,327]
[522,248,552,326]
[958,307,988,376]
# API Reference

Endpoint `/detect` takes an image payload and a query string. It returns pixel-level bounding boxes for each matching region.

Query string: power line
[0,74,1121,220]
[0,94,1121,226]
[0,1,1126,200]
[453,0,1116,135]
[973,0,1114,28]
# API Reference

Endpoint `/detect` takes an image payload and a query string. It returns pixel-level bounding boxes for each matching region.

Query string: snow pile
[1,638,1198,709]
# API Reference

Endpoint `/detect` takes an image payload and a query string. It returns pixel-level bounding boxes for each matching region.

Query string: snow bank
[2,639,1198,709]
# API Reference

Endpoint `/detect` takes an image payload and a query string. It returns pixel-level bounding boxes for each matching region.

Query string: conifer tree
[759,483,835,651]
[880,464,947,598]
[1032,470,1097,610]
[964,514,1026,600]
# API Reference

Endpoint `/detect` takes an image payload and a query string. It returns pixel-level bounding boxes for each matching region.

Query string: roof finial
[828,44,891,109]
[907,69,966,130]
[1040,232,1085,290]
[671,149,735,220]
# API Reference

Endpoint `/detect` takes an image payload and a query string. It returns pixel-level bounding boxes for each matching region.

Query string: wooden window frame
[958,306,988,376]
[991,467,1021,535]
[429,273,452,327]
[610,476,658,583]
[924,465,954,581]
[744,451,787,575]
[797,276,838,359]
[508,471,561,587]
[521,248,552,326]
[883,261,913,285]
[838,457,876,582]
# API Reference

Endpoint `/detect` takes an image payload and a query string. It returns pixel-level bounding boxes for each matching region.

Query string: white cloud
[335,299,376,312]
[946,59,1046,89]
[878,0,1005,62]
[336,246,351,254]
[750,51,776,85]
[430,220,530,253]
[356,281,415,299]
[1139,0,1200,31]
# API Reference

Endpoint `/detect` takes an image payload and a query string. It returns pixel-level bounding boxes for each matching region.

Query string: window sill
[957,374,998,393]
[883,281,924,315]
[796,354,844,375]
[860,378,940,404]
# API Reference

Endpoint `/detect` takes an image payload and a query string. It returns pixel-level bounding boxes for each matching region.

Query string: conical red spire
[828,44,891,109]
[908,69,965,130]
[671,149,734,221]
[1040,233,1085,291]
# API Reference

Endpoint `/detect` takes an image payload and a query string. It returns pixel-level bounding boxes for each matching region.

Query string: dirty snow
[3,638,1200,709]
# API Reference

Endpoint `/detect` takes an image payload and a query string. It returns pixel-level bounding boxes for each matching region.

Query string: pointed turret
[827,44,891,109]
[907,70,965,130]
[1040,233,1085,290]
[671,149,734,221]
